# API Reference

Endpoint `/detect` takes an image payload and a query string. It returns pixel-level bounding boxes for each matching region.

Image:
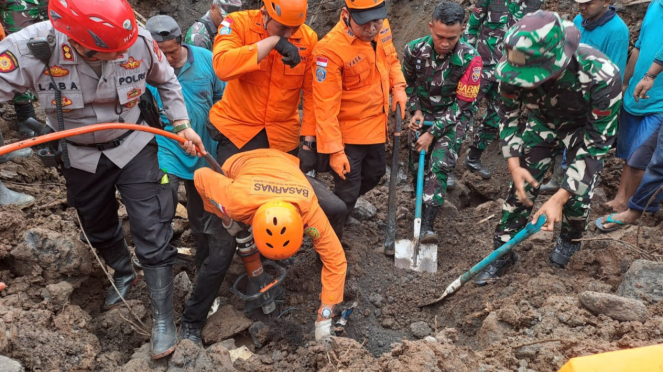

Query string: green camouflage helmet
[496,10,580,88]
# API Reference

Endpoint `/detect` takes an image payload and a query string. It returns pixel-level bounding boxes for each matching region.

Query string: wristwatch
[644,72,658,80]
[318,306,333,319]
[173,121,192,133]
[302,140,316,151]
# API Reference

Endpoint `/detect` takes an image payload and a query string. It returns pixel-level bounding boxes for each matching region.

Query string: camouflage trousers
[0,0,48,34]
[409,121,466,207]
[471,78,500,151]
[495,125,595,244]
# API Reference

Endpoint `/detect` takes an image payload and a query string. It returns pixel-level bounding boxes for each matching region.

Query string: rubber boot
[464,147,491,179]
[0,131,32,164]
[180,323,203,347]
[548,236,581,268]
[144,266,177,359]
[13,102,37,139]
[447,172,456,190]
[99,240,136,308]
[0,180,35,208]
[539,154,564,194]
[473,240,519,286]
[420,205,439,244]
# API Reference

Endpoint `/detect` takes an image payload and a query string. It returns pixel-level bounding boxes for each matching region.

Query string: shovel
[395,130,437,273]
[384,106,402,255]
[419,215,546,308]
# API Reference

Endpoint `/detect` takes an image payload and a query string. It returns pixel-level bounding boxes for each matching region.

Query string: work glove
[275,37,301,68]
[330,151,351,180]
[315,319,333,344]
[299,147,318,173]
[223,219,246,237]
[391,86,407,119]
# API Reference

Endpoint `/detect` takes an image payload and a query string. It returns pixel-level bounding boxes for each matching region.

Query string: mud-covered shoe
[447,172,456,190]
[473,250,519,286]
[464,147,491,179]
[99,240,137,308]
[548,237,581,268]
[420,205,439,244]
[144,266,177,359]
[540,156,564,194]
[181,323,203,347]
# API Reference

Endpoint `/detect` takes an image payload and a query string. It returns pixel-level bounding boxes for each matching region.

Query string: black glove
[299,147,317,173]
[275,37,301,68]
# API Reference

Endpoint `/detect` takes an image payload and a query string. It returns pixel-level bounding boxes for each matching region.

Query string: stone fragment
[43,281,74,311]
[617,259,663,303]
[410,321,431,339]
[228,346,253,363]
[579,291,648,322]
[351,197,377,221]
[201,305,252,344]
[248,321,271,348]
[218,338,237,351]
[478,312,512,349]
[369,293,383,308]
[207,343,235,371]
[0,355,24,372]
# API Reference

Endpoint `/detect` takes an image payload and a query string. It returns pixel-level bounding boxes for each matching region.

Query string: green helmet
[496,10,580,88]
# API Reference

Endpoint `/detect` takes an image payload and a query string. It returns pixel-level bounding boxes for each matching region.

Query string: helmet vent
[283,240,290,247]
[50,10,62,21]
[71,9,78,16]
[266,229,273,236]
[88,30,109,49]
[58,0,68,8]
[266,243,274,248]
[90,17,103,22]
[273,217,278,225]
[280,227,286,235]
[103,22,113,28]
[273,4,281,16]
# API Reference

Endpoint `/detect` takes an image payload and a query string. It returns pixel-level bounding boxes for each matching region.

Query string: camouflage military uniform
[0,0,47,105]
[494,12,622,244]
[463,0,542,151]
[402,35,483,206]
[184,12,222,51]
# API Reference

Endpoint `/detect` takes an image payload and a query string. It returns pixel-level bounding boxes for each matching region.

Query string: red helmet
[49,0,139,53]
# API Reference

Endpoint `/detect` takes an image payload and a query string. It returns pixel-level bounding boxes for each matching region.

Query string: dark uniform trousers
[332,143,386,217]
[181,126,347,327]
[62,139,176,267]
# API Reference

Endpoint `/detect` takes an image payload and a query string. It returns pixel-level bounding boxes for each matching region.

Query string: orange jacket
[0,24,5,41]
[194,149,347,305]
[312,16,406,154]
[210,10,318,153]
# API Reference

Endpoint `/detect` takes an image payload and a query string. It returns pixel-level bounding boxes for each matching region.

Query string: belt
[66,130,133,151]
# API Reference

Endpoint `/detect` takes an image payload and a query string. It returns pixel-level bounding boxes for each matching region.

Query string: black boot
[474,241,519,286]
[180,323,203,347]
[464,147,491,179]
[144,266,177,359]
[548,236,581,268]
[420,205,439,244]
[447,172,456,190]
[13,102,37,139]
[0,131,32,164]
[540,154,565,194]
[0,180,35,208]
[99,240,136,308]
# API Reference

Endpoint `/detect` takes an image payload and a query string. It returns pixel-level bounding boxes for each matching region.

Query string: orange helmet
[252,201,303,260]
[345,0,385,9]
[263,0,308,27]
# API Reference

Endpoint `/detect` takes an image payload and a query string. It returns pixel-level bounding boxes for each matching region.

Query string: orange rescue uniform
[0,24,5,41]
[312,16,406,154]
[194,149,347,305]
[210,10,318,153]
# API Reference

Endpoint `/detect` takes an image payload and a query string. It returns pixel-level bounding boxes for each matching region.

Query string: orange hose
[0,123,222,172]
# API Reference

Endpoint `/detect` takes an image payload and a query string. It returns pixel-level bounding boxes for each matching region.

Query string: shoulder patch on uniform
[316,56,328,67]
[219,26,231,35]
[152,39,163,62]
[472,66,481,82]
[316,66,326,82]
[0,51,18,73]
[52,96,72,107]
[120,56,143,70]
[305,226,320,240]
[62,45,74,61]
[380,27,390,35]
[44,65,69,77]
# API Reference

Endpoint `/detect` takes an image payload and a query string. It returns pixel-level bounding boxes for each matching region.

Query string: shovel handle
[384,106,402,251]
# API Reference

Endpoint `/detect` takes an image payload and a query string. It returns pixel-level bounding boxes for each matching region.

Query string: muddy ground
[1,0,662,371]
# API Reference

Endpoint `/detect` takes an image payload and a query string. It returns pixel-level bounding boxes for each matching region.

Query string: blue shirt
[624,0,663,116]
[148,45,226,180]
[573,13,629,76]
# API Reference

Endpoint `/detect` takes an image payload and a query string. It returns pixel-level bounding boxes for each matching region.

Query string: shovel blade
[394,239,437,273]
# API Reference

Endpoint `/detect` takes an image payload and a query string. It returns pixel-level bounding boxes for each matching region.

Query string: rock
[172,219,190,238]
[167,339,212,371]
[10,228,94,283]
[462,171,502,200]
[175,203,188,219]
[345,216,361,226]
[369,293,383,308]
[617,259,663,303]
[584,281,613,293]
[435,328,458,344]
[207,344,235,371]
[202,305,252,344]
[423,336,437,343]
[440,201,458,218]
[478,312,512,349]
[43,281,74,311]
[474,201,494,216]
[0,355,24,372]
[514,345,540,360]
[173,271,193,315]
[248,321,271,348]
[385,163,408,186]
[228,346,253,363]
[579,291,649,322]
[351,197,377,221]
[218,338,237,351]
[381,318,395,329]
[410,321,431,339]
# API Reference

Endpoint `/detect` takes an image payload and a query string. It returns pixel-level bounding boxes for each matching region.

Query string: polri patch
[44,65,69,77]
[120,56,143,70]
[0,50,18,73]
[51,96,73,107]
[152,39,163,62]
[316,66,326,82]
[125,99,139,108]
[305,226,320,240]
[127,88,141,99]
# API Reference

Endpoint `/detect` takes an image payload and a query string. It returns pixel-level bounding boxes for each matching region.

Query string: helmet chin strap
[84,49,98,59]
